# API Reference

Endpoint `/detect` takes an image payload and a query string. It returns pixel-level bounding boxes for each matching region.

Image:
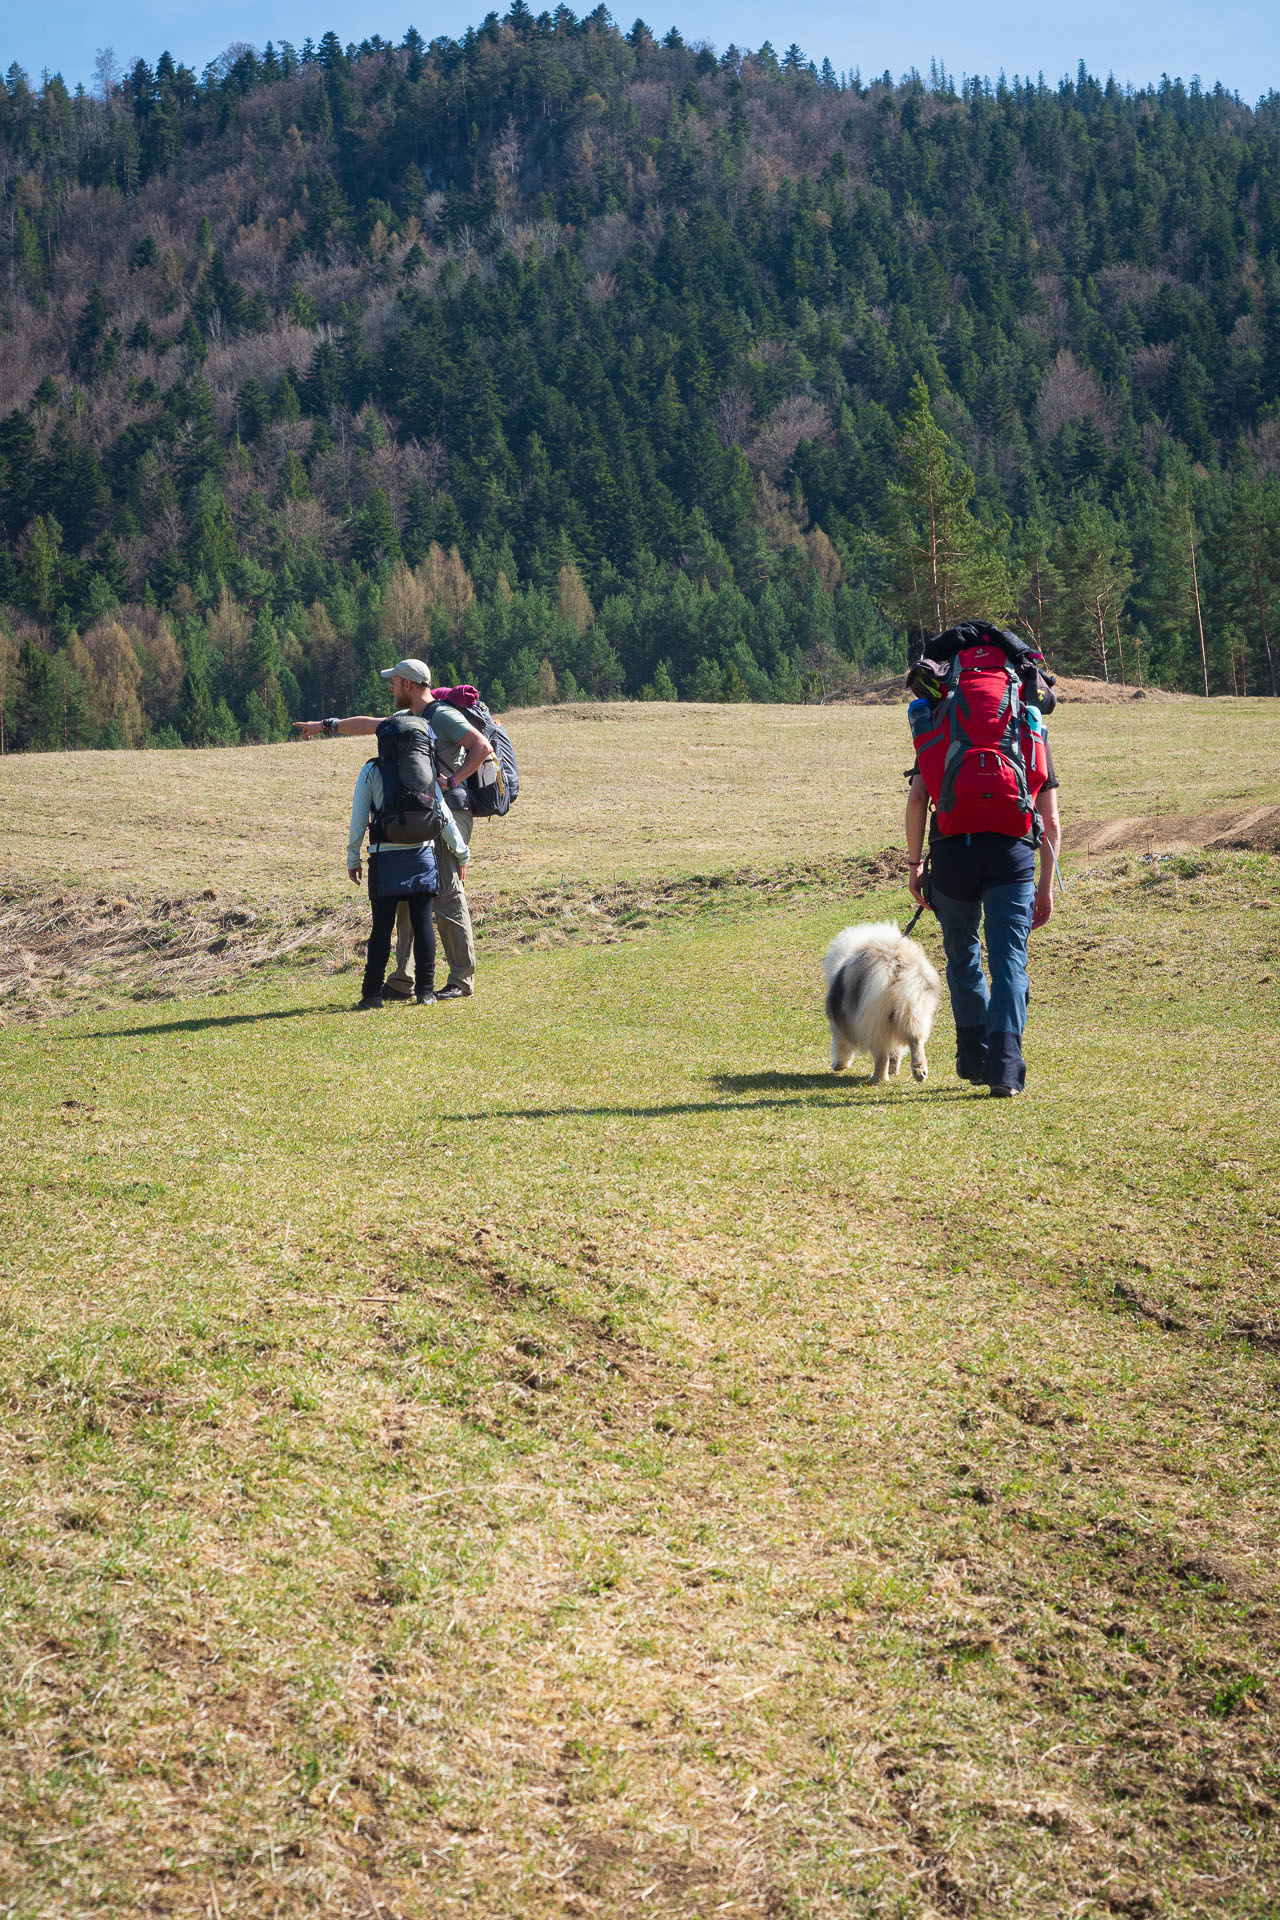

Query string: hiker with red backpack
[904,624,1062,1098]
[296,659,517,1002]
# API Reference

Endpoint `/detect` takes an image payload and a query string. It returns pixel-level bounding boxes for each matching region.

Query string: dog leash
[903,852,931,938]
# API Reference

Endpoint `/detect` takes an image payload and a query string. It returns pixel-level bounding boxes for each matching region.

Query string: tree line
[1,10,1279,748]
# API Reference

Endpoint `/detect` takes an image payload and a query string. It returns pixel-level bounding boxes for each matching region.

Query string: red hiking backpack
[909,635,1049,839]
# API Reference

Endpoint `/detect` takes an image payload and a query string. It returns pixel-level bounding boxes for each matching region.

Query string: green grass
[1,839,1278,1916]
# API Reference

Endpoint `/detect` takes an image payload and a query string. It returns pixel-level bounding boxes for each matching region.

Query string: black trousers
[363,891,435,998]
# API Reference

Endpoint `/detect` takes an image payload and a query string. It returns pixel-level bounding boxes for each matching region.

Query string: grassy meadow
[1,697,1279,1918]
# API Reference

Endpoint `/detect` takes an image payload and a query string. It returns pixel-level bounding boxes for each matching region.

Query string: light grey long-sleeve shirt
[346,762,470,872]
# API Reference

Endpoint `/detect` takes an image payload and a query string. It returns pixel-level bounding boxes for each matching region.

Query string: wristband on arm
[322,718,339,737]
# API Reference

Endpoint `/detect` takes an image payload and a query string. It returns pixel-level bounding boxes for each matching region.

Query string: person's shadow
[77,1006,344,1041]
[434,1072,985,1125]
[714,1071,981,1101]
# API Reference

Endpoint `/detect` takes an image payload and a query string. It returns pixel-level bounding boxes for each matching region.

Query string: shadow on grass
[714,1070,979,1098]
[438,1078,986,1123]
[78,1005,346,1041]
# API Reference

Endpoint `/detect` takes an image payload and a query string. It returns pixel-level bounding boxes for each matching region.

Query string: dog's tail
[822,922,901,984]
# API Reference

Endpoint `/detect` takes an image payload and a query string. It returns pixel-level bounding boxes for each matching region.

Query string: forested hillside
[2,11,1280,747]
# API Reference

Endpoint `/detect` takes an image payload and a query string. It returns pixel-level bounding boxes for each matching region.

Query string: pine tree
[1051,505,1133,682]
[646,659,678,700]
[350,489,401,567]
[188,479,238,581]
[1212,472,1279,697]
[179,662,214,744]
[18,515,64,628]
[208,698,242,745]
[70,285,109,377]
[1138,481,1210,694]
[877,379,1014,639]
[0,628,18,754]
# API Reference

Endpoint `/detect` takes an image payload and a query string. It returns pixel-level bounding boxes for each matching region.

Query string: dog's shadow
[714,1071,982,1101]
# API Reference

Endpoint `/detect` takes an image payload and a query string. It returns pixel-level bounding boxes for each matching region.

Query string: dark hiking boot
[435,983,474,1001]
[985,1031,1027,1094]
[954,1025,988,1084]
[355,995,384,1011]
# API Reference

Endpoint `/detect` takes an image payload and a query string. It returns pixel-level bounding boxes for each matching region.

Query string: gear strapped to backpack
[370,712,444,846]
[907,624,1050,840]
[426,685,519,818]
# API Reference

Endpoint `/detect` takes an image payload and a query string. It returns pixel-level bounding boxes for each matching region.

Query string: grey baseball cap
[380,657,431,684]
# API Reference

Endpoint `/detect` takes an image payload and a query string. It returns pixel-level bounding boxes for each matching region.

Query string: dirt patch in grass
[6,818,1276,1024]
[1065,803,1280,856]
[0,850,912,1023]
[1045,674,1193,703]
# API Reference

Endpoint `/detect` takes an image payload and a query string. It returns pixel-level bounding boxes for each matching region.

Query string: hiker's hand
[294,720,322,738]
[348,864,362,885]
[1032,884,1053,930]
[907,858,928,907]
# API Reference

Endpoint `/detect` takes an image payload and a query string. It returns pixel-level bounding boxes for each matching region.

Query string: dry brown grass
[3,699,1278,905]
[0,851,910,1022]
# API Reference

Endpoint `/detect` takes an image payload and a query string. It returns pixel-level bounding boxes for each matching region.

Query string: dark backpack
[427,686,519,818]
[907,622,1057,713]
[908,625,1049,840]
[370,712,444,845]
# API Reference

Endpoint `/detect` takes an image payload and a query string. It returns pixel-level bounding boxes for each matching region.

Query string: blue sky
[5,0,1279,103]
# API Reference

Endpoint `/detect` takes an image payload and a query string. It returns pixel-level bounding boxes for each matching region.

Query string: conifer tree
[1138,481,1210,694]
[84,621,145,744]
[877,379,1014,639]
[1051,506,1133,682]
[553,562,595,634]
[378,561,431,656]
[647,659,678,700]
[1212,473,1279,697]
[0,628,18,754]
[18,516,64,629]
[179,661,213,745]
[1013,508,1062,651]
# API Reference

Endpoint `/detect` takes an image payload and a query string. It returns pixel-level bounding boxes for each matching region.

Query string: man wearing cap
[295,659,492,1000]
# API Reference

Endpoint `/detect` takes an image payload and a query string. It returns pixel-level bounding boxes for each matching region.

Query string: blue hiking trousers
[928,833,1036,1092]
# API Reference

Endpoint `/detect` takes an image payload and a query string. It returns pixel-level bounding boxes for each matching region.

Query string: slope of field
[3,697,1279,1023]
[3,697,1280,901]
[0,708,1278,1918]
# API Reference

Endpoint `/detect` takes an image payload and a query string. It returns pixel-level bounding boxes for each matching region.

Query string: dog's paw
[912,1064,928,1082]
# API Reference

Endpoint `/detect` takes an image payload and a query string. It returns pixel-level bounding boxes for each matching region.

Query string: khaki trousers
[389,805,475,993]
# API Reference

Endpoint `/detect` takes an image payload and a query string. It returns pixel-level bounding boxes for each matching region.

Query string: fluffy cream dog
[823,923,943,1084]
